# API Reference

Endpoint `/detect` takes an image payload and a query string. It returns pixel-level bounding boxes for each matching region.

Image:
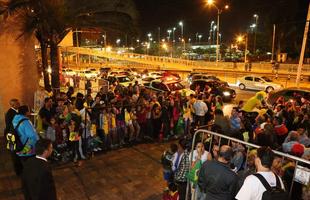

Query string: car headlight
[223,91,230,96]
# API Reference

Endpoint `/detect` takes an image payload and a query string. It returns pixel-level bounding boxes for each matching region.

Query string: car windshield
[166,82,184,91]
[262,76,272,82]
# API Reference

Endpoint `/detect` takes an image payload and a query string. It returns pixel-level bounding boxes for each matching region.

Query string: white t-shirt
[189,150,209,164]
[236,171,285,200]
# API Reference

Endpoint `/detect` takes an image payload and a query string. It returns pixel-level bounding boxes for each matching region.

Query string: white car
[62,68,76,76]
[236,75,283,92]
[79,70,98,79]
[106,75,137,87]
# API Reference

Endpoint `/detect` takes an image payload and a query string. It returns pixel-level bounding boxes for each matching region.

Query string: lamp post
[209,21,214,45]
[206,0,229,63]
[237,34,248,64]
[198,34,202,44]
[253,14,259,53]
[179,21,184,40]
[172,27,176,43]
[116,39,121,47]
[167,29,172,42]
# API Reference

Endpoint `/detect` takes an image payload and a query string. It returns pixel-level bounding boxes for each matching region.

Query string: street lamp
[179,21,184,40]
[253,14,259,53]
[116,39,121,46]
[209,21,214,45]
[167,29,172,42]
[236,34,248,64]
[206,0,229,63]
[198,34,202,43]
[172,27,176,43]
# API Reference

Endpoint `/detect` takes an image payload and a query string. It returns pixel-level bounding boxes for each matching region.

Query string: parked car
[236,75,283,93]
[139,76,157,86]
[188,74,228,86]
[267,88,310,106]
[62,68,76,76]
[106,75,136,87]
[190,80,236,102]
[145,80,195,96]
[80,70,98,79]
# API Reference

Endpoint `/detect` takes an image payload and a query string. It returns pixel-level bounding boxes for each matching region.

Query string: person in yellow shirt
[242,91,267,112]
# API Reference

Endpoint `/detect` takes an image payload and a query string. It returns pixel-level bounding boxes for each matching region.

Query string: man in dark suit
[22,139,57,200]
[4,99,21,176]
[4,98,20,137]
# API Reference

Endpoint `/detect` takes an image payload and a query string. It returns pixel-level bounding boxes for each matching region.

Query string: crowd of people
[161,90,310,200]
[3,80,310,200]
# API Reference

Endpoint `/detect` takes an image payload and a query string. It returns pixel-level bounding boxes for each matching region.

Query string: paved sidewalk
[0,141,170,200]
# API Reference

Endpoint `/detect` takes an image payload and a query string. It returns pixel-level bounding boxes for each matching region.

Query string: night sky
[133,0,309,43]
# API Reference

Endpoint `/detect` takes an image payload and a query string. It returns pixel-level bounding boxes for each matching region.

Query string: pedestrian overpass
[59,46,310,76]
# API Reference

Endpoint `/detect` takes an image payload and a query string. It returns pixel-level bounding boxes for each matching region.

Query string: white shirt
[236,171,285,200]
[172,152,184,172]
[189,150,209,164]
[36,155,48,162]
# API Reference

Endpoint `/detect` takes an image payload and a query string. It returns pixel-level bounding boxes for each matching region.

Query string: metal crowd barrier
[185,129,310,200]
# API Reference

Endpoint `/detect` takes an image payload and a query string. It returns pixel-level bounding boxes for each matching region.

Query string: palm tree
[1,0,138,90]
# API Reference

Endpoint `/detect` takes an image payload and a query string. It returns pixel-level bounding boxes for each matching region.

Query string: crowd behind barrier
[4,79,310,200]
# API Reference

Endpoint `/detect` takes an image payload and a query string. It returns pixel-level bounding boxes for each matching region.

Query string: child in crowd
[161,143,178,185]
[162,182,179,200]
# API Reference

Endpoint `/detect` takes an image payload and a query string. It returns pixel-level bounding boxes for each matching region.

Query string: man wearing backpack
[11,105,39,176]
[4,99,20,139]
[236,146,287,200]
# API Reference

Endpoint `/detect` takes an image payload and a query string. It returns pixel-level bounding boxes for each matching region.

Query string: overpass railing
[186,129,310,200]
[60,47,310,74]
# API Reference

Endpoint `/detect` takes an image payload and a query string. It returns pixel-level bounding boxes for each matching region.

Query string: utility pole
[296,3,310,87]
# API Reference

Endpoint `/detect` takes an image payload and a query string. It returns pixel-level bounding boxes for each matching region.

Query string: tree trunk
[40,40,50,89]
[50,40,60,91]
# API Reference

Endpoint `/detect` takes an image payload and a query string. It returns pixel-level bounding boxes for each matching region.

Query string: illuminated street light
[198,34,202,43]
[207,0,214,5]
[116,39,121,46]
[179,21,184,40]
[206,0,229,63]
[172,27,176,43]
[167,29,172,42]
[253,14,259,53]
[236,35,244,43]
[236,34,248,64]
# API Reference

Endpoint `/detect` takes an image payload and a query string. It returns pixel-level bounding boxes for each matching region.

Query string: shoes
[97,147,102,151]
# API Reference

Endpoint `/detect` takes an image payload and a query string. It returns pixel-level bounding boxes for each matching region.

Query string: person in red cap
[291,143,304,157]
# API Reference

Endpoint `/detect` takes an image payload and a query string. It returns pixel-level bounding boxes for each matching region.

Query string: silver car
[236,75,283,92]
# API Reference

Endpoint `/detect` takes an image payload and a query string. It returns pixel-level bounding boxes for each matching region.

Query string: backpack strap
[15,118,29,148]
[253,173,272,191]
[274,173,282,189]
[15,118,28,131]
